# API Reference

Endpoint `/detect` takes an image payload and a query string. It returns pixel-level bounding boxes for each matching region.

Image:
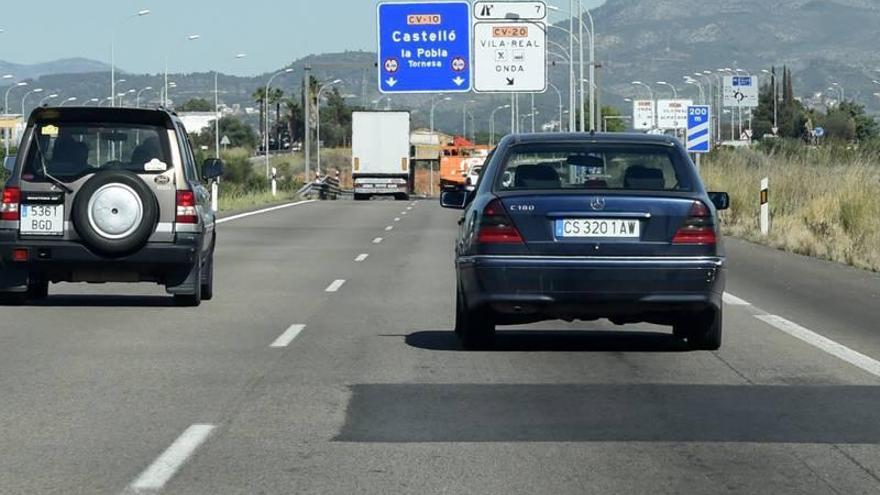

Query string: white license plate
[555,218,640,238]
[20,204,65,236]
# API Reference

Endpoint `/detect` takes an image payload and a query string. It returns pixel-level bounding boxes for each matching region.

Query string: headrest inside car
[514,164,561,189]
[624,165,665,190]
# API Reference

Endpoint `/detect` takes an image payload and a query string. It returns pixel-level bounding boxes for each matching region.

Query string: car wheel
[72,170,159,258]
[353,194,369,201]
[675,308,722,351]
[200,250,214,301]
[173,261,202,307]
[0,292,29,305]
[456,288,495,350]
[394,193,409,201]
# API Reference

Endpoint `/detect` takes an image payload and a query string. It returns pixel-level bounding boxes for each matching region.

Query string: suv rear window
[495,144,694,192]
[22,122,171,182]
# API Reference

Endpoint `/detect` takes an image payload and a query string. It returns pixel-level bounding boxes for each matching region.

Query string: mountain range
[2,0,879,133]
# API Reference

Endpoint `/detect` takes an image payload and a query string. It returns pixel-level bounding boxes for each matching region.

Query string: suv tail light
[176,190,198,224]
[1,187,21,221]
[477,198,523,244]
[672,201,716,245]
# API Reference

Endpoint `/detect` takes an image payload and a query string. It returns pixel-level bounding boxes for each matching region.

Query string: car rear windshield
[22,122,171,182]
[495,143,694,192]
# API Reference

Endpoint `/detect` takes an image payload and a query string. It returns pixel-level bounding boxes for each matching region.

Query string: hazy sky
[0,0,605,76]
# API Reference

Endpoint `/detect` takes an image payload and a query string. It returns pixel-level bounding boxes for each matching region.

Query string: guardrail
[298,175,351,200]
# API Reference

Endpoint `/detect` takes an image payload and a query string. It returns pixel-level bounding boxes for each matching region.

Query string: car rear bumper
[458,255,725,323]
[0,230,200,290]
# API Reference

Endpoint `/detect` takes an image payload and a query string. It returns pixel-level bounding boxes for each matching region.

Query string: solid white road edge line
[372,237,383,244]
[270,324,306,348]
[216,200,316,225]
[325,279,346,293]
[756,315,880,379]
[355,253,369,262]
[723,292,751,306]
[127,424,216,492]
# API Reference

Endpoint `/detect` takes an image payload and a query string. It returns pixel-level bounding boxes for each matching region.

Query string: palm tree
[268,88,284,150]
[252,87,268,150]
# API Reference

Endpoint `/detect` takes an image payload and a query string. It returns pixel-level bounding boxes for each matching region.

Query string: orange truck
[439,137,490,191]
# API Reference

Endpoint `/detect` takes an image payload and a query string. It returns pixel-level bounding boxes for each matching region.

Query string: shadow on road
[29,295,176,308]
[404,329,689,352]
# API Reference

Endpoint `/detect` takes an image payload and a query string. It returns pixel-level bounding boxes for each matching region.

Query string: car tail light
[672,201,717,245]
[12,248,28,262]
[1,187,21,221]
[176,190,198,224]
[477,198,523,244]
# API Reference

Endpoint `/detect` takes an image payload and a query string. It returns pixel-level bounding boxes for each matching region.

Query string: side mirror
[708,192,730,211]
[202,158,223,180]
[3,156,15,173]
[440,190,468,210]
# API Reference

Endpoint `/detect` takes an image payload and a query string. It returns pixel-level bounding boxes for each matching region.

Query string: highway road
[1,199,880,494]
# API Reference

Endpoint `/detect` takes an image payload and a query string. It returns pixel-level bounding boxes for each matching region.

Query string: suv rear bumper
[0,231,201,291]
[458,255,725,323]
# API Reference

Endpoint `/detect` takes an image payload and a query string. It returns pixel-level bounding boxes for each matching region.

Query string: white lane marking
[216,200,315,224]
[270,324,305,348]
[723,292,751,306]
[354,253,369,262]
[385,226,394,231]
[406,206,413,210]
[756,315,880,379]
[372,237,383,244]
[128,424,216,492]
[394,217,401,222]
[325,279,346,293]
[401,211,407,215]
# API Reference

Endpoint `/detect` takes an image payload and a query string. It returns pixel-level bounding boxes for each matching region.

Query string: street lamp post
[59,97,78,107]
[684,78,704,103]
[136,86,153,108]
[165,34,200,107]
[490,104,511,146]
[462,100,475,138]
[21,88,43,118]
[429,95,452,198]
[264,68,294,179]
[316,79,342,176]
[111,10,151,107]
[4,81,27,156]
[656,81,678,98]
[548,82,564,131]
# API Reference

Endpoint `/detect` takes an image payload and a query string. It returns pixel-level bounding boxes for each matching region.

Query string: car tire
[394,193,409,201]
[72,170,159,258]
[173,261,202,307]
[201,249,214,301]
[675,308,722,351]
[0,292,29,305]
[353,194,369,201]
[455,288,495,350]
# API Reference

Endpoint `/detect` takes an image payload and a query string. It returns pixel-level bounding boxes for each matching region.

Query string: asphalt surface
[1,199,879,494]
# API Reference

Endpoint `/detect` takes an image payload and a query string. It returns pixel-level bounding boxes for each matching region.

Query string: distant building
[177,112,217,135]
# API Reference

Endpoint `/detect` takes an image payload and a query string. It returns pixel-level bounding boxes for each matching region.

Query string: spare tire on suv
[72,170,159,257]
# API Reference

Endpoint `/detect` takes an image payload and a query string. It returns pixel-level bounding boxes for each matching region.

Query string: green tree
[600,106,627,132]
[835,100,879,141]
[193,115,258,151]
[178,97,213,112]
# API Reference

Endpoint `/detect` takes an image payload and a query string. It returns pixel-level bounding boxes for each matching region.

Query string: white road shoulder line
[325,279,346,292]
[216,200,315,224]
[354,253,369,262]
[270,324,306,348]
[372,237,383,244]
[127,424,216,492]
[756,315,880,379]
[723,292,751,306]
[385,226,394,231]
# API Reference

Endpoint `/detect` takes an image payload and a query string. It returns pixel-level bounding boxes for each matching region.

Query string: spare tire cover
[72,170,159,257]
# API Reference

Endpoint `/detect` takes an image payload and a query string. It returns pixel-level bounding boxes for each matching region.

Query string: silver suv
[0,107,222,306]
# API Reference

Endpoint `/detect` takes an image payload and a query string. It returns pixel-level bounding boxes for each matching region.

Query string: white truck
[351,111,412,201]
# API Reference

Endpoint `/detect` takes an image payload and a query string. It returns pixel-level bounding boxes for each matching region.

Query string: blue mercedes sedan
[441,133,730,351]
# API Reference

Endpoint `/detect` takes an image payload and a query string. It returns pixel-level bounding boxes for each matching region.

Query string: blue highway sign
[686,105,712,153]
[377,1,472,93]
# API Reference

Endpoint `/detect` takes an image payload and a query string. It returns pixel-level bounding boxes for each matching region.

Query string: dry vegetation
[701,144,880,272]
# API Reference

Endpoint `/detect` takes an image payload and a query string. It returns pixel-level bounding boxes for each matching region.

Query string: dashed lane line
[325,279,346,293]
[126,424,216,493]
[270,324,306,348]
[355,253,369,262]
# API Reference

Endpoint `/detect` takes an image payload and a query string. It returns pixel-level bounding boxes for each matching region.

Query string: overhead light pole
[656,81,678,98]
[631,81,654,100]
[547,82,564,132]
[112,9,151,108]
[489,104,511,146]
[164,34,200,107]
[4,80,27,156]
[59,97,78,107]
[264,68,294,179]
[429,95,452,198]
[136,86,153,108]
[21,88,43,118]
[316,79,343,176]
[462,99,475,138]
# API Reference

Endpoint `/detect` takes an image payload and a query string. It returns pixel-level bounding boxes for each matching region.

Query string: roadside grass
[217,183,300,213]
[701,145,880,272]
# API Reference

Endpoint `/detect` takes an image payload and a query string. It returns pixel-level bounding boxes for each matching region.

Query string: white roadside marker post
[211,180,219,212]
[271,167,277,197]
[760,177,769,236]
